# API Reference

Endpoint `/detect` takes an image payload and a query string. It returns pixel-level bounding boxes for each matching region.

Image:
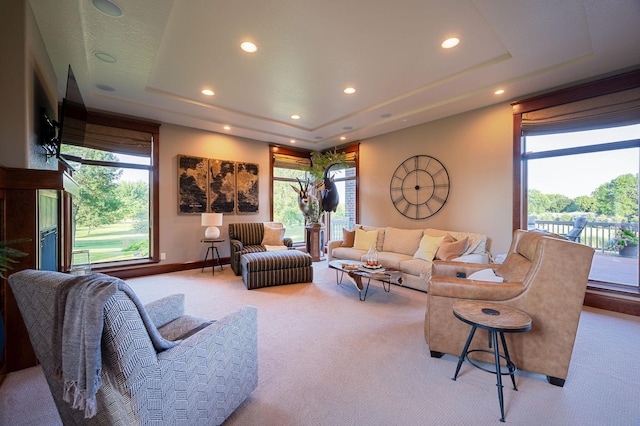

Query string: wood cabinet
[0,165,78,373]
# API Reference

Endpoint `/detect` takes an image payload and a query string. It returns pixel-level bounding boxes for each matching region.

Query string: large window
[60,113,159,268]
[513,69,640,298]
[524,126,640,288]
[271,145,358,245]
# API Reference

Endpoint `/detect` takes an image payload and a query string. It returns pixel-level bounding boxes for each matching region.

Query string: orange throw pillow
[436,235,469,261]
[341,228,356,247]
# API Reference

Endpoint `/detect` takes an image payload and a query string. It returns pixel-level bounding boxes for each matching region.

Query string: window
[271,145,359,245]
[513,69,640,296]
[60,113,159,268]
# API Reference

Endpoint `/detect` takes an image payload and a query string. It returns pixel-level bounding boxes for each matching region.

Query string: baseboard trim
[94,258,230,279]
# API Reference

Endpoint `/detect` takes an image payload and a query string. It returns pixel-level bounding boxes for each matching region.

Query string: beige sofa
[327,225,489,292]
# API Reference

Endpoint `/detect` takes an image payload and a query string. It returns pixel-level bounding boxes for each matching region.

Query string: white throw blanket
[53,274,178,418]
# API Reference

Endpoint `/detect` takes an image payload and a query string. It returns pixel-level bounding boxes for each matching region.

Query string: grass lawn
[74,222,148,264]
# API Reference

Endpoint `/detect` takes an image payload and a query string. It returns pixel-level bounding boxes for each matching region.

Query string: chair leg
[547,376,566,387]
[430,350,444,358]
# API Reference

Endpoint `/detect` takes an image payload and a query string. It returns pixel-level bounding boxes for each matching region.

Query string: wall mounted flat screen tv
[40,65,87,161]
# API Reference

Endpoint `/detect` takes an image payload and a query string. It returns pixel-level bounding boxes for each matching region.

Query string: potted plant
[605,227,639,258]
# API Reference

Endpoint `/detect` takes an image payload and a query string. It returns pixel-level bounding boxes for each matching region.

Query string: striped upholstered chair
[229,222,293,275]
[9,269,258,425]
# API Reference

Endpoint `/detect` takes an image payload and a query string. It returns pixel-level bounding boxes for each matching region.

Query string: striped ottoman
[241,250,313,289]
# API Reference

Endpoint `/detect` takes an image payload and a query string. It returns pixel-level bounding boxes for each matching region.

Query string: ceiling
[30,0,640,151]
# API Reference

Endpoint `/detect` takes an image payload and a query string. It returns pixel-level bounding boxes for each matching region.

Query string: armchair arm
[326,239,344,261]
[155,306,258,421]
[429,278,526,301]
[144,294,185,328]
[431,261,490,278]
[283,237,293,247]
[230,239,244,252]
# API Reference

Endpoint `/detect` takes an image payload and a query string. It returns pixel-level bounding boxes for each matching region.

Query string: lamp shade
[201,213,223,239]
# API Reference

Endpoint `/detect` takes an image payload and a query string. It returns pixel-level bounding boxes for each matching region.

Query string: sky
[527,124,640,198]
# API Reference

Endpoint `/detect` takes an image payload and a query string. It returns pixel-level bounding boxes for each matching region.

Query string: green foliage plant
[0,239,29,279]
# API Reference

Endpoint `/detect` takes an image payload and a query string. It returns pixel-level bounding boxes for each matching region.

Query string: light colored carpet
[1,262,639,425]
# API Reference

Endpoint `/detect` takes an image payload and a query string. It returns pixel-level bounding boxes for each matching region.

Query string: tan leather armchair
[424,230,594,386]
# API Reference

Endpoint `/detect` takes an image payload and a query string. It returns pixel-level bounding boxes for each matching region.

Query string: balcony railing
[531,220,638,252]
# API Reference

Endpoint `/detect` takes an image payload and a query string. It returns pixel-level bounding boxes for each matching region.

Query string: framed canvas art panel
[178,155,208,214]
[209,159,236,214]
[236,162,259,214]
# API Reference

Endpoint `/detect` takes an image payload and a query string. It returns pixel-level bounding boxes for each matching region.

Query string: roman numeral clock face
[390,155,450,220]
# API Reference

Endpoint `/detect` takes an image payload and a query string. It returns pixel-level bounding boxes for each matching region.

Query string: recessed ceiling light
[202,89,214,96]
[291,114,301,120]
[290,139,296,144]
[240,41,257,53]
[344,87,356,95]
[441,37,460,49]
[92,0,123,17]
[340,136,346,141]
[223,125,231,131]
[494,89,505,95]
[94,52,117,63]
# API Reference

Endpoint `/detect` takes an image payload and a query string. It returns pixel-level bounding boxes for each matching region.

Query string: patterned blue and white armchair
[9,269,258,425]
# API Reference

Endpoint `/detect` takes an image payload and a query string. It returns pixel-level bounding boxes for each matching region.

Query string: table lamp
[201,213,223,239]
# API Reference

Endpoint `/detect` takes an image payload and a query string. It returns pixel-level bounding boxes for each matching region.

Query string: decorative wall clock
[389,155,450,220]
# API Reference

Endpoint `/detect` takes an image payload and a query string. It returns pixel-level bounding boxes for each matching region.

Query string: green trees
[592,173,638,222]
[529,173,638,222]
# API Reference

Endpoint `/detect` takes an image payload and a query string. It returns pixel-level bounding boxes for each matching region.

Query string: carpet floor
[1,261,639,425]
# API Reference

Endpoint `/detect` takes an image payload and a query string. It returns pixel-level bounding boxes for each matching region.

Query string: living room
[1,1,640,424]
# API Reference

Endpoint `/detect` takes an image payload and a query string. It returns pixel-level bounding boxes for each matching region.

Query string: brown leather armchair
[424,230,594,386]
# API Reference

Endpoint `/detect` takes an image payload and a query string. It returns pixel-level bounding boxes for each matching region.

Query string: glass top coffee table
[328,260,403,301]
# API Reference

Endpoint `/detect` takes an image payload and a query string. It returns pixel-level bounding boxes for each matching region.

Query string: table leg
[453,325,477,381]
[213,246,223,273]
[201,246,212,273]
[492,330,506,423]
[499,332,518,391]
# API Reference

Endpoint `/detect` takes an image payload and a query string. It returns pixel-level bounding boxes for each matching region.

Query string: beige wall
[0,1,57,169]
[157,103,515,264]
[158,123,273,262]
[359,103,514,254]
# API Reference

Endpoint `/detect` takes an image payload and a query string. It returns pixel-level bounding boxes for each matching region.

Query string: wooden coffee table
[328,260,403,301]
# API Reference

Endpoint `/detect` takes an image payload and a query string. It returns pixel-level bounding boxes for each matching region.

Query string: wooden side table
[452,301,532,423]
[201,238,225,275]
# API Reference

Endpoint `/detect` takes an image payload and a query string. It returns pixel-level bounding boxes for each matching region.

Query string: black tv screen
[58,65,87,150]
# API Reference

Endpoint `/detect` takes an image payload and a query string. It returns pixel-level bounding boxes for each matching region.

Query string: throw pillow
[354,228,379,250]
[413,234,445,261]
[262,226,285,246]
[382,227,424,256]
[467,268,504,283]
[341,228,356,247]
[436,235,469,261]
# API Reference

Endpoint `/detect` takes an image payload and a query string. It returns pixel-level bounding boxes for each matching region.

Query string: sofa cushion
[383,227,423,256]
[262,225,286,246]
[354,228,379,250]
[436,235,469,260]
[414,234,445,261]
[377,251,411,270]
[399,258,432,278]
[341,228,356,247]
[331,247,366,261]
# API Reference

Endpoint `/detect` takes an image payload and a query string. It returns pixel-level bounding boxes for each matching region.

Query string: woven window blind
[521,87,640,135]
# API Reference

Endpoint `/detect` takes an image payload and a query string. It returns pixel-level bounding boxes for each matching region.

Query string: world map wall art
[178,155,259,215]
